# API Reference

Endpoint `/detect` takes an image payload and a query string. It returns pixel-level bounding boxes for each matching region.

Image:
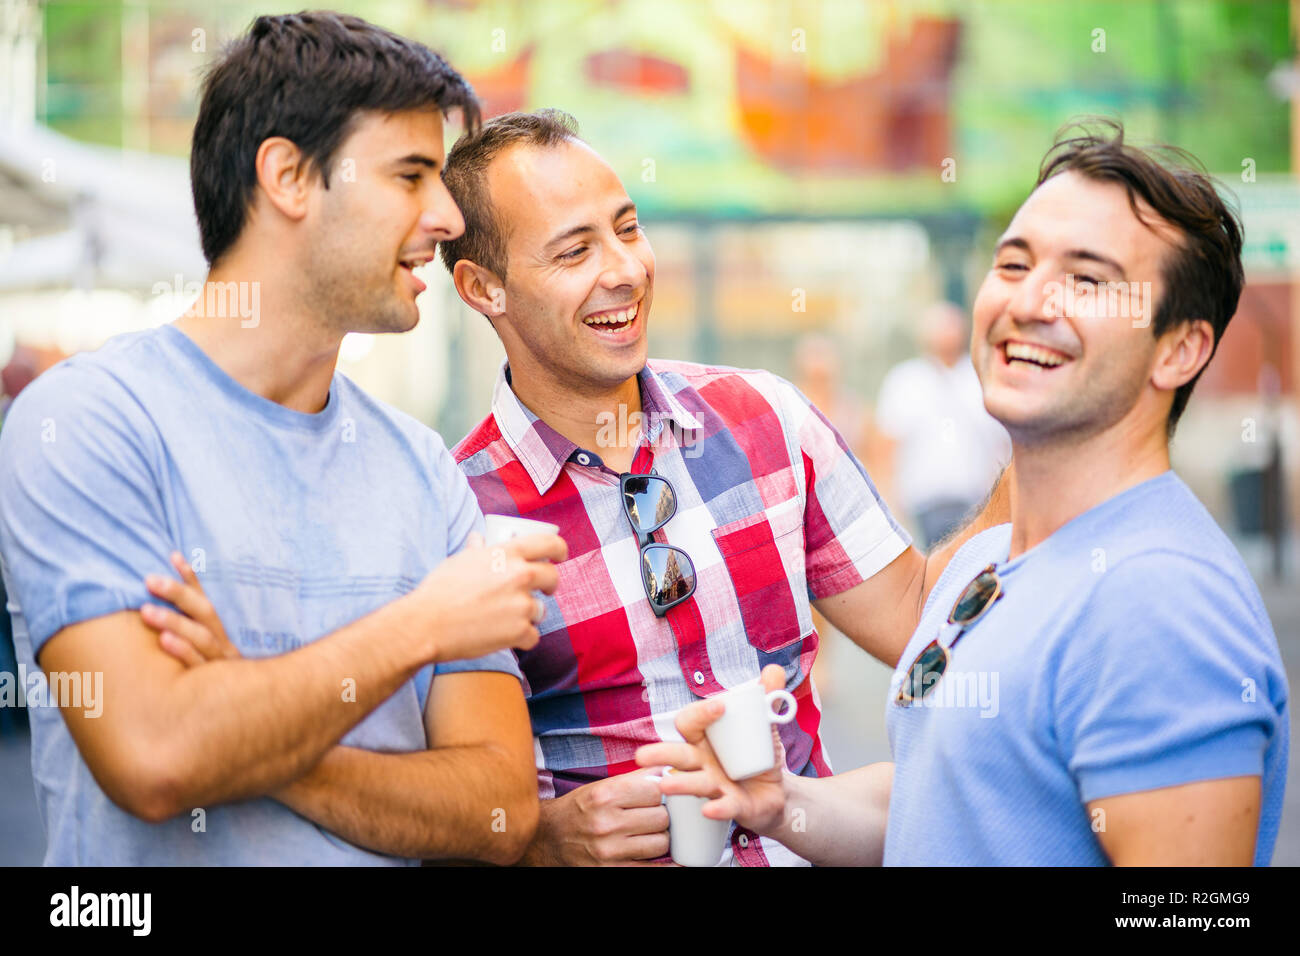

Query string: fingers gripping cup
[703,680,798,781]
[483,515,562,626]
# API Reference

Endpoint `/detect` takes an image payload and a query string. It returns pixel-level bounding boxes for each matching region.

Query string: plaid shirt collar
[490,360,703,495]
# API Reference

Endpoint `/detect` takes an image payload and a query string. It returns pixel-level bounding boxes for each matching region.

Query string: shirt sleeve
[0,365,176,658]
[428,434,524,683]
[1054,551,1283,804]
[772,375,911,600]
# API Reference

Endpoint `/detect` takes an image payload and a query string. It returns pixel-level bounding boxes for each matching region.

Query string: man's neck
[506,356,644,474]
[172,259,341,414]
[1007,412,1171,560]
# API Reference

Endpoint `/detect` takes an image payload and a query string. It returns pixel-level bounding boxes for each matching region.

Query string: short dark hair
[439,108,583,282]
[191,11,480,266]
[1035,117,1245,435]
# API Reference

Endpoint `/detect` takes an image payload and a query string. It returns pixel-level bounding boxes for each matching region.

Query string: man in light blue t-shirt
[0,13,565,865]
[637,119,1288,866]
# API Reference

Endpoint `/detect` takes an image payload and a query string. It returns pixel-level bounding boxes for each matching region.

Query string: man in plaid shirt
[441,110,1007,866]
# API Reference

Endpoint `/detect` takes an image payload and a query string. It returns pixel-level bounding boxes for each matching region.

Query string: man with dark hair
[439,109,1009,866]
[641,119,1289,866]
[0,11,563,865]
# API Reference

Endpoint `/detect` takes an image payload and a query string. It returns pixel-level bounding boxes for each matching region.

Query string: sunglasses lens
[641,544,696,610]
[902,642,947,701]
[951,569,999,625]
[623,476,676,536]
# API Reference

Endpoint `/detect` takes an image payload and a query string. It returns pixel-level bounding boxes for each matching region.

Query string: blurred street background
[1,0,1298,865]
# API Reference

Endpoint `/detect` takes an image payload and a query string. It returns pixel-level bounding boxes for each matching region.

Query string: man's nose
[1009,266,1059,326]
[598,234,647,290]
[419,184,465,243]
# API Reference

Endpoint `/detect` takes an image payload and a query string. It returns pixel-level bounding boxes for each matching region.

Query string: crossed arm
[272,671,538,864]
[40,602,434,823]
[40,550,545,864]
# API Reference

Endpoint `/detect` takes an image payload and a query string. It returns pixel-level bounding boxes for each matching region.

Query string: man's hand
[524,768,672,866]
[635,664,789,837]
[145,534,570,670]
[142,552,240,665]
[415,531,567,663]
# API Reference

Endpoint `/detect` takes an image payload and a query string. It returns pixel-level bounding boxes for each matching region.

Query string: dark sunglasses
[620,472,697,617]
[895,563,1002,706]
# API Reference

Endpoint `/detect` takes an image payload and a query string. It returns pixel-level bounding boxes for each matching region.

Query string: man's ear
[452,259,506,319]
[253,137,314,222]
[1151,318,1214,393]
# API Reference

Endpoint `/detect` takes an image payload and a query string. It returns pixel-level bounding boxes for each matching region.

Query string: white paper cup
[483,514,560,546]
[703,679,797,781]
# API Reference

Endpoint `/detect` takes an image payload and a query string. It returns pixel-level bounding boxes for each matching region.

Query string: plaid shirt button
[693,670,705,685]
[737,833,750,848]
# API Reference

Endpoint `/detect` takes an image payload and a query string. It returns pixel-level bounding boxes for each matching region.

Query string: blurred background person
[870,302,1011,548]
[794,333,872,694]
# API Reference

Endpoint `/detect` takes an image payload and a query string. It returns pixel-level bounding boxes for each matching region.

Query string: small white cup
[703,679,798,781]
[655,771,731,868]
[483,514,560,546]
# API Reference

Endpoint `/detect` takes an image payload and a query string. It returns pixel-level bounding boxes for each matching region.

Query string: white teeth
[1005,341,1067,367]
[584,303,638,326]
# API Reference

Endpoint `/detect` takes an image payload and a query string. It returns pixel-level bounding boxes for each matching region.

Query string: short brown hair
[192,11,479,266]
[1035,117,1244,435]
[439,108,583,282]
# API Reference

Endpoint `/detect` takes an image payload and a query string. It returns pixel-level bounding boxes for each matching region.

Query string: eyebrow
[995,237,1127,278]
[1062,248,1126,278]
[391,154,441,171]
[544,202,638,250]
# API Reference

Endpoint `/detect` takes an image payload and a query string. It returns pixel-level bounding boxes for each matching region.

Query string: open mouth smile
[999,339,1073,371]
[397,252,435,295]
[582,300,641,340]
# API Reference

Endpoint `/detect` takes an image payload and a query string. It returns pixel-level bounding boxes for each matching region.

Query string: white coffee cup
[483,514,560,546]
[703,679,798,781]
[655,771,731,868]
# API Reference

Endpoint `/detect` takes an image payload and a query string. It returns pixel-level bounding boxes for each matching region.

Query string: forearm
[274,744,538,864]
[516,793,573,866]
[144,595,434,815]
[761,763,893,866]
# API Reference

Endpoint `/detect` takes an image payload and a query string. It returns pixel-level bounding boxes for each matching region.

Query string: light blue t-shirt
[0,322,522,865]
[884,471,1288,866]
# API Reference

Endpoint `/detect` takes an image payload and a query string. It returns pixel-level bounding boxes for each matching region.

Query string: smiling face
[971,170,1185,446]
[304,109,465,334]
[484,139,654,393]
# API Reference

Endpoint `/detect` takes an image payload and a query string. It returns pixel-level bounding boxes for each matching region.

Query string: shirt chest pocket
[711,498,811,653]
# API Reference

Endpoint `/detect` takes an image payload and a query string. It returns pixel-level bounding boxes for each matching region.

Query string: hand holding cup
[634,664,792,838]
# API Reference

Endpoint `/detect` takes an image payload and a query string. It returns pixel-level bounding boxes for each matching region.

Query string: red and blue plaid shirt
[453,359,910,866]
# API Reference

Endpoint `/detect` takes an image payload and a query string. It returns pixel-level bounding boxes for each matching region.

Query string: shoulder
[1081,475,1268,624]
[331,374,456,474]
[0,333,169,455]
[647,358,805,425]
[649,358,783,401]
[331,375,438,443]
[1082,546,1271,645]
